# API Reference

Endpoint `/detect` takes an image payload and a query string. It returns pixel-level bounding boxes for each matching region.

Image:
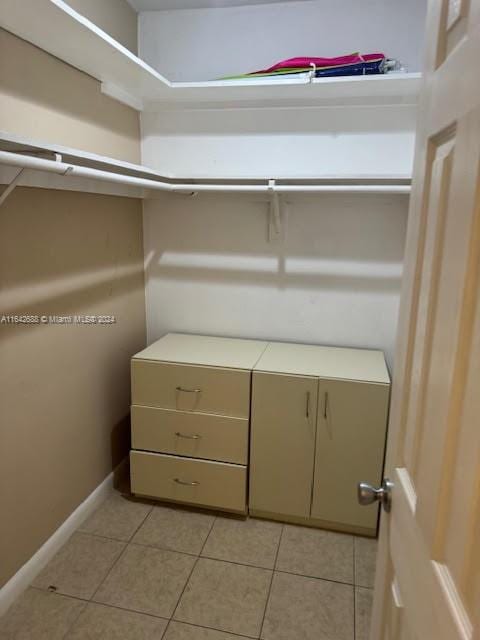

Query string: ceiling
[126,0,300,11]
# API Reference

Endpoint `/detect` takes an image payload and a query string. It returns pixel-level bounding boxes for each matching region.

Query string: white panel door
[371,1,480,638]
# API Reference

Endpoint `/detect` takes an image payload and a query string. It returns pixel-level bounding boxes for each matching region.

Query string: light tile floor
[0,485,377,640]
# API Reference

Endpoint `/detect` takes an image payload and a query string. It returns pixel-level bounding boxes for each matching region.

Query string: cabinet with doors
[249,342,390,536]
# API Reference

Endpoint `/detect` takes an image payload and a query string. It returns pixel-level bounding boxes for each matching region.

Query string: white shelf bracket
[0,168,25,207]
[268,179,283,242]
[101,82,144,112]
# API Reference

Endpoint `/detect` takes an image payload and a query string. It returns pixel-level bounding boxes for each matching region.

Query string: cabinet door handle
[176,386,201,394]
[324,391,329,419]
[175,432,202,440]
[173,478,200,487]
[306,391,311,418]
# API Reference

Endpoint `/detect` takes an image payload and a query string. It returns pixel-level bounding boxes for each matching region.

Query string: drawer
[131,405,248,464]
[131,360,251,418]
[130,450,247,513]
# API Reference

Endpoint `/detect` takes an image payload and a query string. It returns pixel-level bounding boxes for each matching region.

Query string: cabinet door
[249,372,318,519]
[311,379,389,531]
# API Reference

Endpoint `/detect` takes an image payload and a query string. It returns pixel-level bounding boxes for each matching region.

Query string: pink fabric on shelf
[252,53,385,74]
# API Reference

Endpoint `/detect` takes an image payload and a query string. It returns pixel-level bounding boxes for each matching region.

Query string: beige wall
[65,0,138,54]
[0,29,141,164]
[0,188,146,588]
[0,18,145,588]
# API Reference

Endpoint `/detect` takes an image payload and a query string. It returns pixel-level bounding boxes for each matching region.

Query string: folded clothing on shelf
[221,53,388,80]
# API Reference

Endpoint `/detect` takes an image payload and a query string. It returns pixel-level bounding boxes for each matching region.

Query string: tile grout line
[39,492,153,640]
[127,501,156,543]
[46,489,152,640]
[169,513,218,627]
[161,514,219,638]
[273,568,356,588]
[85,499,155,606]
[29,557,371,639]
[25,493,373,639]
[35,583,257,640]
[29,526,363,607]
[76,528,361,587]
[33,530,361,599]
[353,586,357,640]
[353,536,357,640]
[59,594,88,640]
[199,553,281,572]
[258,523,284,640]
[29,585,169,622]
[353,537,357,585]
[166,619,259,640]
[87,543,129,604]
[159,619,170,640]
[120,538,200,559]
[29,583,262,638]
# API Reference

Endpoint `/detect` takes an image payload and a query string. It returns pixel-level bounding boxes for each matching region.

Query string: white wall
[139,0,422,179]
[141,104,417,178]
[143,192,408,368]
[140,0,415,365]
[139,0,427,81]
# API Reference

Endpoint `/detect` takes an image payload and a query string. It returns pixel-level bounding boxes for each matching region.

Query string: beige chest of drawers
[130,333,268,513]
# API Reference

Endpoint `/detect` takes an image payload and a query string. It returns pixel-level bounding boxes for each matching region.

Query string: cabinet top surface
[254,342,390,383]
[133,333,269,369]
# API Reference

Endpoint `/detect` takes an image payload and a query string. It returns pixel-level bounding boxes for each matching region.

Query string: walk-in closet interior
[0,1,435,639]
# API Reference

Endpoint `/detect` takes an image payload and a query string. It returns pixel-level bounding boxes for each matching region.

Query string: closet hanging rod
[0,151,411,195]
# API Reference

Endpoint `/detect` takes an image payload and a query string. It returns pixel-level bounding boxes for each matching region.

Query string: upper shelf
[0,0,423,112]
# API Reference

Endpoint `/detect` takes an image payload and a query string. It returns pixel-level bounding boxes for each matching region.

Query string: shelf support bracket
[101,82,144,112]
[268,179,283,242]
[0,168,25,208]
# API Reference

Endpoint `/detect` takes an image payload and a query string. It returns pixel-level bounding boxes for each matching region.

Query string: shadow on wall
[0,187,146,587]
[143,192,408,366]
[0,29,140,160]
[0,191,145,330]
[144,192,407,289]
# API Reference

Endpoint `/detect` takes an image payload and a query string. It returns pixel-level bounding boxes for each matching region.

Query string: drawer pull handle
[175,432,202,440]
[176,386,201,394]
[173,478,200,487]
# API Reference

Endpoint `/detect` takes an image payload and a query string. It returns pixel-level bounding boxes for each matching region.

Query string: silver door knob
[357,479,393,513]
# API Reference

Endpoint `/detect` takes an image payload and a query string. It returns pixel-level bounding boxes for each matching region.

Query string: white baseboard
[0,460,127,617]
